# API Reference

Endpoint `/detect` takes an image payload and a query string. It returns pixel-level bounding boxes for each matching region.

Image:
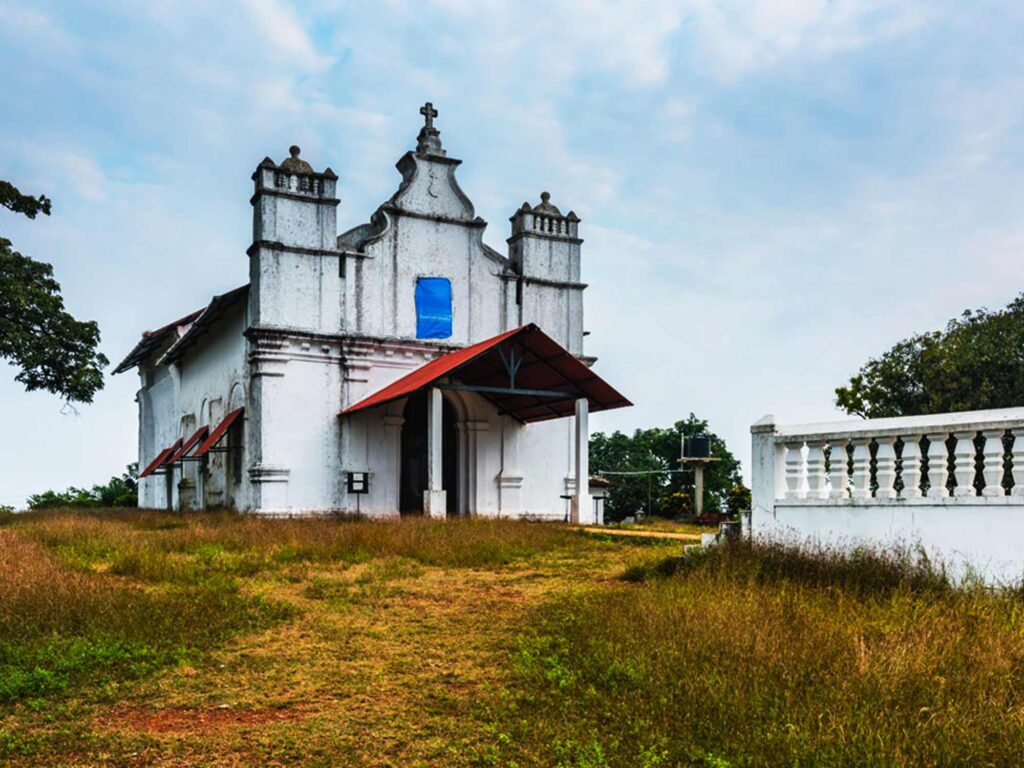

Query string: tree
[726,484,752,520]
[0,181,107,403]
[590,414,743,522]
[27,464,138,510]
[835,294,1024,418]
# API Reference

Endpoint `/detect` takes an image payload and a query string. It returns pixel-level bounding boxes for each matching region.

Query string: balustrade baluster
[926,433,950,498]
[875,437,897,499]
[784,441,806,500]
[850,439,871,499]
[952,430,977,497]
[805,441,828,499]
[1013,429,1024,497]
[828,441,849,499]
[900,438,923,498]
[982,430,1006,497]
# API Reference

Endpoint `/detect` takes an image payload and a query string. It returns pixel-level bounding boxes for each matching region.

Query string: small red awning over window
[340,324,631,423]
[166,425,210,464]
[194,407,244,457]
[139,438,183,478]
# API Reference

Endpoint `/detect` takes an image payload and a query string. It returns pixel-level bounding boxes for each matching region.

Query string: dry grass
[3,510,1024,766]
[0,508,648,766]
[490,541,1024,767]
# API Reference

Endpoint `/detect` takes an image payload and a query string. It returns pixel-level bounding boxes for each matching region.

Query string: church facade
[116,104,629,521]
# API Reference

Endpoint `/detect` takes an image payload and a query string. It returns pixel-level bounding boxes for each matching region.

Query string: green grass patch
[0,528,291,708]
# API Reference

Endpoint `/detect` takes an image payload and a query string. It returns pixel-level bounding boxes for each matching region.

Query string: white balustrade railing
[751,407,1024,584]
[752,408,1024,510]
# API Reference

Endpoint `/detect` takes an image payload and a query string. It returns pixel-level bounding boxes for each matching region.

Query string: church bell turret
[248,146,341,333]
[507,192,584,354]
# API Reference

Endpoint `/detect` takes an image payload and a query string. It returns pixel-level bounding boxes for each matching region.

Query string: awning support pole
[424,387,447,519]
[571,397,590,525]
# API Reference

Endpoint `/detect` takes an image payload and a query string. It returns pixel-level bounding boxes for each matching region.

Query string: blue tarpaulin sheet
[415,277,452,339]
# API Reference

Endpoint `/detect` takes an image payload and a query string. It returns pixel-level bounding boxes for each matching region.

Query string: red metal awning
[340,324,631,423]
[194,407,245,457]
[139,437,183,478]
[166,425,210,464]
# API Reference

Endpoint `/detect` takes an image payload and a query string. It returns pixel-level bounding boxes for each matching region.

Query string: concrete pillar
[694,464,704,517]
[424,387,447,518]
[570,397,590,525]
[750,415,777,518]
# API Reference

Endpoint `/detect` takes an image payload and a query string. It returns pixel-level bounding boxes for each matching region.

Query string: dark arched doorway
[399,391,458,516]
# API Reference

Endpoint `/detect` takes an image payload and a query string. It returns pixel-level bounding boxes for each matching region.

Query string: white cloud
[686,0,932,81]
[425,0,684,87]
[242,0,332,71]
[0,3,76,53]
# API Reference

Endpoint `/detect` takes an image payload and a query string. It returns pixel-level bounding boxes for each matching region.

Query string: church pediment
[386,150,477,223]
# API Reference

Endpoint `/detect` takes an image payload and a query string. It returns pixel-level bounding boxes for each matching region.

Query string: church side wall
[175,303,249,510]
[137,363,179,509]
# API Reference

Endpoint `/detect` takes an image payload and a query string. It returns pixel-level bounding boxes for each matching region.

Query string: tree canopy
[27,464,138,510]
[835,294,1024,418]
[590,414,744,521]
[0,181,107,403]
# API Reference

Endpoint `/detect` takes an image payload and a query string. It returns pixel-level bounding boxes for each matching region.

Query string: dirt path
[81,544,649,767]
[578,526,704,542]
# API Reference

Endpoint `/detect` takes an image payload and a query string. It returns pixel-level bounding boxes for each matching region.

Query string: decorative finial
[416,101,446,156]
[280,144,314,173]
[533,191,562,216]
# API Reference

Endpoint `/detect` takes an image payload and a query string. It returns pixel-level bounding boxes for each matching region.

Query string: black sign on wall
[347,471,370,494]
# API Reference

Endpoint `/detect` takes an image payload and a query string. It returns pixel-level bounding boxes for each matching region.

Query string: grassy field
[1,510,1023,767]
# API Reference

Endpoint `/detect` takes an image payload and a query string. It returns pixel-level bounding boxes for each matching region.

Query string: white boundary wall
[751,408,1024,585]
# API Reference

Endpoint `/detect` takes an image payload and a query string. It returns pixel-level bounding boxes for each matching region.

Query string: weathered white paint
[127,110,603,521]
[751,408,1024,584]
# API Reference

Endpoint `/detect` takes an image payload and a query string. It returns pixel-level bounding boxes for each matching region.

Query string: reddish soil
[97,705,309,735]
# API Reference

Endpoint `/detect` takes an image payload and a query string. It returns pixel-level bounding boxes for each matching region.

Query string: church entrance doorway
[399,391,458,516]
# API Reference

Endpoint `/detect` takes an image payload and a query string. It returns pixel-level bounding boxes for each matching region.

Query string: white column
[828,440,849,499]
[875,437,897,500]
[926,433,950,499]
[423,387,447,518]
[952,431,977,497]
[900,437,923,498]
[850,439,872,499]
[982,429,1006,497]
[805,441,828,500]
[570,397,590,525]
[783,441,806,500]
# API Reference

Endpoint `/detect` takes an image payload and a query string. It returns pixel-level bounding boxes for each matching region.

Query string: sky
[2,0,1024,507]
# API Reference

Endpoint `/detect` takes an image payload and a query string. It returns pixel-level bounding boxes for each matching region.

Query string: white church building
[115,104,630,521]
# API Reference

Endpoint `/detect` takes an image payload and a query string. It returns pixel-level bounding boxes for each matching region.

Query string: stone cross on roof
[416,101,446,157]
[420,102,438,130]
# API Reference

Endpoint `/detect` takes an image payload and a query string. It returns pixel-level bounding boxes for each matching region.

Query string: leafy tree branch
[1,181,107,403]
